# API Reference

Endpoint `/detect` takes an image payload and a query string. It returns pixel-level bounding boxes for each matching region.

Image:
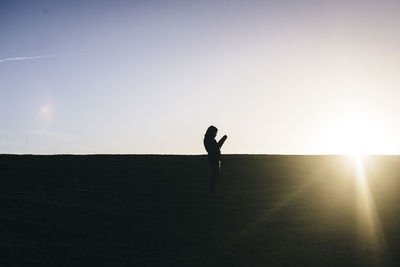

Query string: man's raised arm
[218,135,228,148]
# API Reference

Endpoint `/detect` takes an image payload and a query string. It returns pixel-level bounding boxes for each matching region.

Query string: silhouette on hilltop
[203,125,227,193]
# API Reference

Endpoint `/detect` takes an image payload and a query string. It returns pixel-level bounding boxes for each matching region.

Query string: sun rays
[352,156,388,265]
[234,155,391,265]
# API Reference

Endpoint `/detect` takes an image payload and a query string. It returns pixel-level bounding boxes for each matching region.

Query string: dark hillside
[1,155,400,266]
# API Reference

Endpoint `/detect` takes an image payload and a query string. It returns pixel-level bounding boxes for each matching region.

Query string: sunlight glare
[324,113,392,155]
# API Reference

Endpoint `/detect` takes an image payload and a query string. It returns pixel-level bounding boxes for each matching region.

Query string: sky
[1,0,400,154]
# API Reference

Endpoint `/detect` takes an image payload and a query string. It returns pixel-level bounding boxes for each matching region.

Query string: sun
[324,113,392,156]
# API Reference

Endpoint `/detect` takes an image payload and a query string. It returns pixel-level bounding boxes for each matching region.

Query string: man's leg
[209,162,220,193]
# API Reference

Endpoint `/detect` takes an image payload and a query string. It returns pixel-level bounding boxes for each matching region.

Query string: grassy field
[1,154,400,266]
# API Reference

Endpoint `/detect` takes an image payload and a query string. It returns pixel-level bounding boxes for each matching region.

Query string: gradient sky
[1,0,400,154]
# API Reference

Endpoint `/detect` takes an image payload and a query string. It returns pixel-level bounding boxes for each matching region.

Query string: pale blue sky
[1,0,400,154]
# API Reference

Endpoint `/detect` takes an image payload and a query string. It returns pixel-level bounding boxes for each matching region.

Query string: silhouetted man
[204,125,227,193]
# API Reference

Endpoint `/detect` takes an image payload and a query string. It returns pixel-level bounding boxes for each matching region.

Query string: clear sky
[1,0,400,154]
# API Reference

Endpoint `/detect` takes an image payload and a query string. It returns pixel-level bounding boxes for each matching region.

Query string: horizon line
[1,153,399,156]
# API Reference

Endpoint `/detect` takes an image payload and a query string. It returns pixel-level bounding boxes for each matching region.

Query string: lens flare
[41,106,50,114]
[40,105,52,121]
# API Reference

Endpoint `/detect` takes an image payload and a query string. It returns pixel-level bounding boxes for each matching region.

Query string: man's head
[205,125,218,138]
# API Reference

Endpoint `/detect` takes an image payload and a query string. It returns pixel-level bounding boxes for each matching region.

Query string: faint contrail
[0,54,56,63]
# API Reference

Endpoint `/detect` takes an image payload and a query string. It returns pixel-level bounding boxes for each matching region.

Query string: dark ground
[1,154,400,266]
